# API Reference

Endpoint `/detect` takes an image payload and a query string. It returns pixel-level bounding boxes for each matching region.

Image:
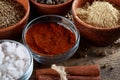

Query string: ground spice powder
[0,0,26,28]
[25,22,76,55]
[76,1,120,28]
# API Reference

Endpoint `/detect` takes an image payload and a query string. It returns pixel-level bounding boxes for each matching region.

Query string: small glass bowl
[0,40,33,80]
[22,15,80,65]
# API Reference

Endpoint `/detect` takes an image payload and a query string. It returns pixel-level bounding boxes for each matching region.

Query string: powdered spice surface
[25,22,76,55]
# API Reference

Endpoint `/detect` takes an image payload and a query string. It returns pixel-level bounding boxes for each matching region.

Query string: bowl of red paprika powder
[22,15,80,65]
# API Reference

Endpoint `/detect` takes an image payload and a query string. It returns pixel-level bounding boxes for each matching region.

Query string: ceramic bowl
[30,0,73,15]
[22,15,80,65]
[72,0,120,46]
[0,0,30,39]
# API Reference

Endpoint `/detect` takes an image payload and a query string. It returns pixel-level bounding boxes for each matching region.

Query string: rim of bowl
[31,0,73,8]
[0,0,30,32]
[0,39,33,79]
[22,15,80,58]
[72,0,120,30]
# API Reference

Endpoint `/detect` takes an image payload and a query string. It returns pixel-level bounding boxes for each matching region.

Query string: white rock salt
[0,62,9,72]
[0,71,2,77]
[4,43,16,56]
[0,41,30,80]
[7,64,17,71]
[15,45,27,59]
[0,50,5,65]
[15,60,25,69]
[5,56,10,62]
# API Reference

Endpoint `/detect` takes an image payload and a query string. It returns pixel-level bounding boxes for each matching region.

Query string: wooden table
[30,37,120,80]
[29,7,120,80]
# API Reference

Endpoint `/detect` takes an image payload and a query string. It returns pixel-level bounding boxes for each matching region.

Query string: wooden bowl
[72,0,120,46]
[0,0,30,39]
[30,0,73,15]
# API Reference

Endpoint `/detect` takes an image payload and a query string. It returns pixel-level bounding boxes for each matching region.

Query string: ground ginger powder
[76,1,120,28]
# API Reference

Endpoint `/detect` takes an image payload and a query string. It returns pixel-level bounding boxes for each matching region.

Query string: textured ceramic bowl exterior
[30,0,73,15]
[0,0,30,39]
[72,0,120,46]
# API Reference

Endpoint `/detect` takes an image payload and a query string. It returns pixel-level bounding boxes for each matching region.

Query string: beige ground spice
[76,1,120,28]
[0,0,26,29]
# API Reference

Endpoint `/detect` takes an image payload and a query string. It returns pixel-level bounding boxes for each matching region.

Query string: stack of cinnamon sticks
[36,65,101,80]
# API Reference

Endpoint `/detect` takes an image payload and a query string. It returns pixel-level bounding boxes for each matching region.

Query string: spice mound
[0,41,30,80]
[76,1,120,28]
[0,0,26,29]
[25,22,76,55]
[35,0,68,5]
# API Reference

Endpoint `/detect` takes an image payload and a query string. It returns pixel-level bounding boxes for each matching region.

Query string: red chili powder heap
[25,22,76,55]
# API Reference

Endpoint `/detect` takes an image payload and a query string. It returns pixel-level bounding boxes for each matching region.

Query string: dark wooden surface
[30,37,120,80]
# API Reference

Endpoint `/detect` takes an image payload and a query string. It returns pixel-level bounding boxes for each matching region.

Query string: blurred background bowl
[30,0,73,15]
[72,0,120,46]
[0,0,30,39]
[22,15,80,65]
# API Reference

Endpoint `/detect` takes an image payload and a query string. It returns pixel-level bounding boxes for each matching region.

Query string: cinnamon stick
[37,75,101,80]
[66,65,100,76]
[36,65,100,77]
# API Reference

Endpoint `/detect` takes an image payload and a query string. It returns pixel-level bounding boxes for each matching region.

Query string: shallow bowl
[22,15,80,65]
[72,0,120,46]
[0,0,30,39]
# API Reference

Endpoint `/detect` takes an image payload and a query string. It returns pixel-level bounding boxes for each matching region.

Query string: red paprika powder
[25,22,76,55]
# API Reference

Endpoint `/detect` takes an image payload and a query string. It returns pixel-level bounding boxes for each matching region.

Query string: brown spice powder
[0,0,26,28]
[76,1,120,28]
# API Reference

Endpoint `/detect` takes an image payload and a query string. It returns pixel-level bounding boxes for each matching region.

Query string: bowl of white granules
[0,40,33,80]
[72,0,120,46]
